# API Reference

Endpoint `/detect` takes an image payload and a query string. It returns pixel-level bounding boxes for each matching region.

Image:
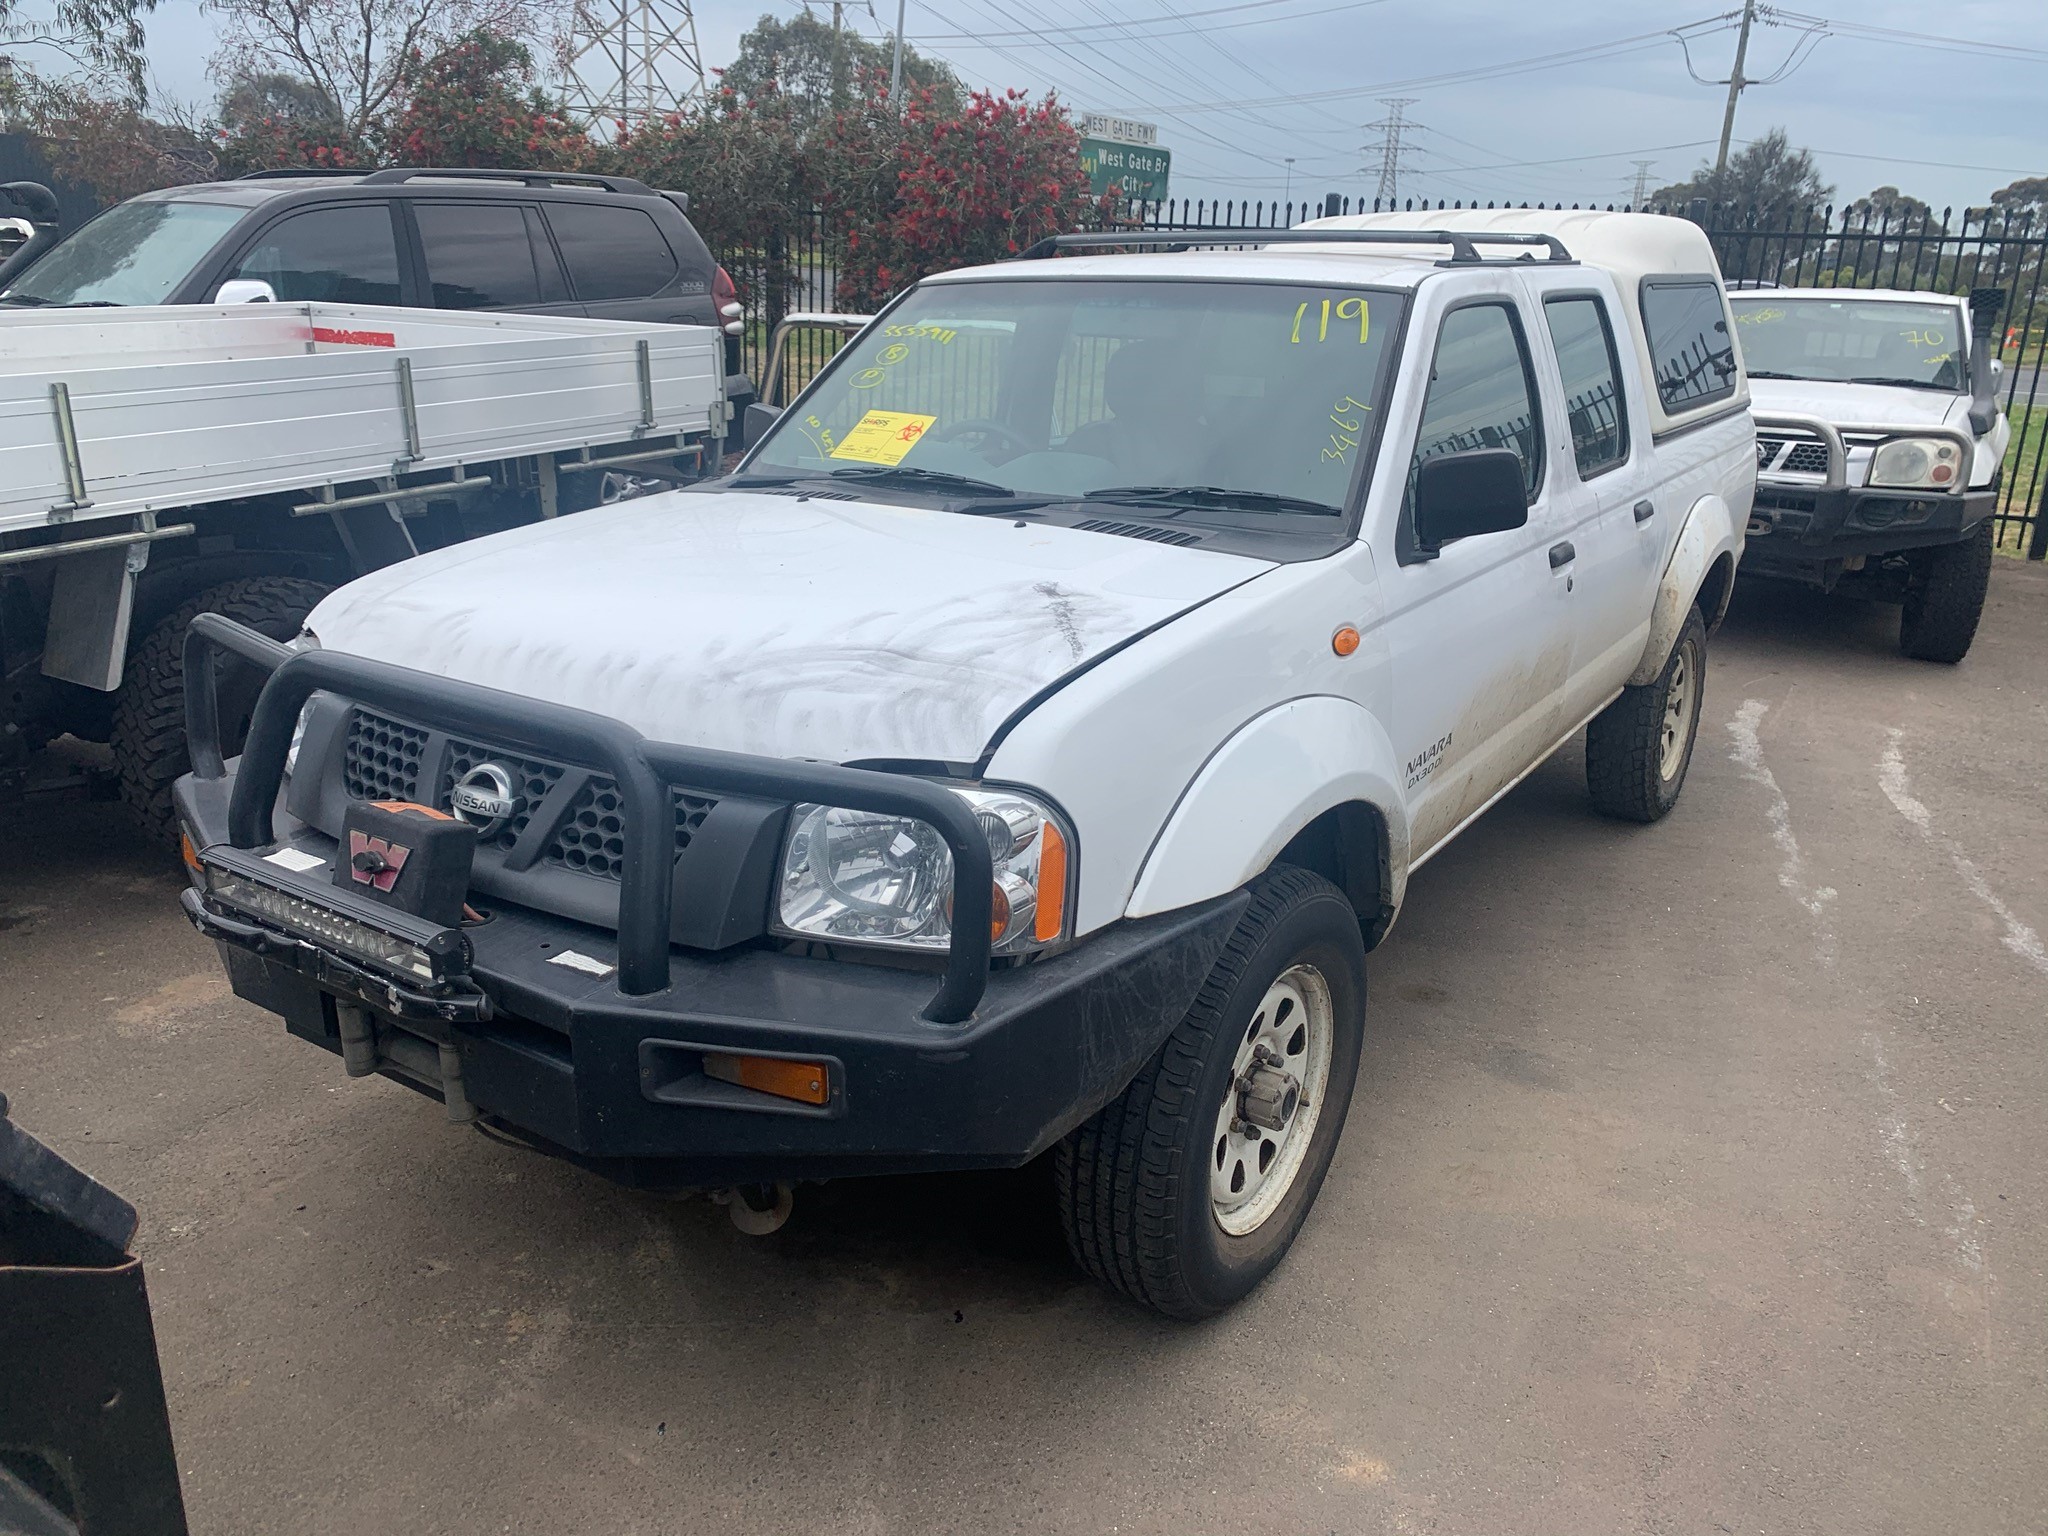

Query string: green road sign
[1081,139,1171,202]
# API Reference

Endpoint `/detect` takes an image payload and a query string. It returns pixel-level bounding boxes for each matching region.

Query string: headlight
[775,787,1072,955]
[281,631,321,777]
[1868,436,1963,489]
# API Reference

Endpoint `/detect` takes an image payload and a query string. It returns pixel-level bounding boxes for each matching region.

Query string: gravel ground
[4,560,2044,1535]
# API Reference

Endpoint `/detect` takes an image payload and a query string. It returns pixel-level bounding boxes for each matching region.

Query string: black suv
[0,166,753,424]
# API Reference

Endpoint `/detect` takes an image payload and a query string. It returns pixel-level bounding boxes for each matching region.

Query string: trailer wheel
[110,576,330,845]
[1053,867,1366,1320]
[1899,518,1993,664]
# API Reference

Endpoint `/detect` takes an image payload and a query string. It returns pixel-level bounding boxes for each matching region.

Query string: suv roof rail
[355,167,659,195]
[237,167,366,180]
[1014,228,1574,266]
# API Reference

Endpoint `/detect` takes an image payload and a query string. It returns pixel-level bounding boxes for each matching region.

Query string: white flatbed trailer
[0,301,727,826]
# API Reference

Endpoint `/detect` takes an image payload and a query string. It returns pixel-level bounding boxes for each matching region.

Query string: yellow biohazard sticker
[829,410,938,466]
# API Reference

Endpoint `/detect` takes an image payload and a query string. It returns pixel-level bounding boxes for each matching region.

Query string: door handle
[1633,499,1656,523]
[1549,541,1576,569]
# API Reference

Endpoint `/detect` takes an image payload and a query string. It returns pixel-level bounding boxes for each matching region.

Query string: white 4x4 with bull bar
[1733,285,2011,662]
[175,210,1751,1317]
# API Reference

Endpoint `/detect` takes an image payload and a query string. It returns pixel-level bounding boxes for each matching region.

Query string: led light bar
[203,864,458,985]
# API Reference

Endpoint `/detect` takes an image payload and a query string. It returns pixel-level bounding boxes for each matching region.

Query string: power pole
[1629,159,1655,208]
[890,0,907,108]
[1713,0,1757,184]
[1365,98,1420,207]
[562,0,707,131]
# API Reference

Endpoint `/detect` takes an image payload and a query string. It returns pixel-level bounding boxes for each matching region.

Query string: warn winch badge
[348,831,411,892]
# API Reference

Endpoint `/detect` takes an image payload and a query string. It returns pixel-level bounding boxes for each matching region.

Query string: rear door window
[1543,295,1629,476]
[415,203,550,309]
[546,205,679,301]
[227,204,403,304]
[1641,280,1736,412]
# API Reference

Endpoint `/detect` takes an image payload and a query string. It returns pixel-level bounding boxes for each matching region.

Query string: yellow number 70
[1292,296,1371,344]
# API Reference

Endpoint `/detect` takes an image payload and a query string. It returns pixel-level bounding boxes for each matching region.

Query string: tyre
[1586,603,1706,824]
[1899,518,1993,664]
[1053,867,1367,1320]
[110,576,330,844]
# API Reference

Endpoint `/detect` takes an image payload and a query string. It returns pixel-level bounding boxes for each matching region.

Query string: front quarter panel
[1124,694,1409,919]
[1628,489,1743,685]
[985,543,1390,936]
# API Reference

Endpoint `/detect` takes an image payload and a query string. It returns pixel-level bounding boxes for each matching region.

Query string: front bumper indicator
[1868,436,1963,489]
[775,787,1072,955]
[202,861,463,986]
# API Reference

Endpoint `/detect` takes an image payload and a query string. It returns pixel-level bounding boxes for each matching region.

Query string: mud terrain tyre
[1899,517,1992,664]
[1586,603,1706,824]
[110,576,329,844]
[1054,867,1367,1320]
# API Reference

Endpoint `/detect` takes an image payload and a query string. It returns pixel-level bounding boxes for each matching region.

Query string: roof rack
[237,168,366,180]
[1013,228,1574,267]
[355,168,659,195]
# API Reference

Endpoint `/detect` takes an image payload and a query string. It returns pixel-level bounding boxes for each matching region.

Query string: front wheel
[1899,518,1993,664]
[1586,603,1706,823]
[1054,867,1367,1319]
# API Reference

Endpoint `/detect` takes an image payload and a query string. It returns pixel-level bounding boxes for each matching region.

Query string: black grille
[1756,437,1782,468]
[543,777,716,879]
[340,707,718,880]
[1783,442,1829,474]
[343,712,426,800]
[443,741,564,854]
[1074,518,1202,546]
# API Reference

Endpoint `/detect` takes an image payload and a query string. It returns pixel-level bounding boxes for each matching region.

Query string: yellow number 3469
[1292,297,1370,345]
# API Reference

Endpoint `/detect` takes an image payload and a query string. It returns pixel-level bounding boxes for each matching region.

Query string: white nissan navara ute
[174,209,1751,1318]
[1733,285,2011,661]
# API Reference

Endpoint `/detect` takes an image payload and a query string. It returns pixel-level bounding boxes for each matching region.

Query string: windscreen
[751,277,1407,515]
[1732,295,1967,390]
[2,199,246,307]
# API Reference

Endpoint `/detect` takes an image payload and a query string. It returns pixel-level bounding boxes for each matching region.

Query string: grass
[1996,402,2045,558]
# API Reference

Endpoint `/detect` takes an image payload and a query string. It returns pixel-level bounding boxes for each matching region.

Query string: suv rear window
[1641,280,1737,413]
[546,205,678,301]
[416,203,553,309]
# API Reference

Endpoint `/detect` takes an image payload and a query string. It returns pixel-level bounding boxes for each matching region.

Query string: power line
[908,0,1390,43]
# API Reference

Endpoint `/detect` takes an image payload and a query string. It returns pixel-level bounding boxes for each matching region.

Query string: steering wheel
[925,418,1035,455]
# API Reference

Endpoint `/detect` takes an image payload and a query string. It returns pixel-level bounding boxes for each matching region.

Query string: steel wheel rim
[1210,963,1334,1237]
[1659,642,1695,781]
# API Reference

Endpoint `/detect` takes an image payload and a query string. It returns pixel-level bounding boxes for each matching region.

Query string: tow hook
[1236,1044,1301,1134]
[715,1181,795,1236]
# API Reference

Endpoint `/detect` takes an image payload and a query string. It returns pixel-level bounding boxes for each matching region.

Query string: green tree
[1652,128,1834,211]
[19,76,215,197]
[1,0,159,99]
[1987,176,2048,224]
[1846,184,1933,224]
[719,12,955,120]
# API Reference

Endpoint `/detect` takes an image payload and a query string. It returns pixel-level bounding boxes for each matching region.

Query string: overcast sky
[26,0,2048,211]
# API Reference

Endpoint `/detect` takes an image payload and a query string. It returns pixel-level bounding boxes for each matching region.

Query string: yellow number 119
[1291,297,1370,344]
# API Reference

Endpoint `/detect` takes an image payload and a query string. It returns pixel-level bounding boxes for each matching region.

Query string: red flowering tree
[385,29,589,168]
[816,83,1111,311]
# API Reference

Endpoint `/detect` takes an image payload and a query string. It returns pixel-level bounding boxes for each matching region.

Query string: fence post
[2030,469,2048,561]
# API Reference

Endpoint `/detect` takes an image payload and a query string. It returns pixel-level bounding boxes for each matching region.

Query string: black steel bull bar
[182,613,997,1022]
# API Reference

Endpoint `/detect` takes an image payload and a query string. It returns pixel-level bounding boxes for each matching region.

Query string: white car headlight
[1868,436,1962,490]
[775,787,1072,955]
[281,631,321,778]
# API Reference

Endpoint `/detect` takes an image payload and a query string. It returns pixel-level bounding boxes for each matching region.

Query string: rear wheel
[110,576,329,844]
[1054,867,1367,1319]
[1899,518,1993,664]
[1586,603,1706,823]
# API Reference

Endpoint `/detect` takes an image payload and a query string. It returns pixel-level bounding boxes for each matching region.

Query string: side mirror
[215,278,277,304]
[1990,357,2004,382]
[743,401,783,449]
[1412,448,1529,552]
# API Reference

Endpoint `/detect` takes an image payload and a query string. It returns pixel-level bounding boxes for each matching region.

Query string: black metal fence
[719,198,2048,558]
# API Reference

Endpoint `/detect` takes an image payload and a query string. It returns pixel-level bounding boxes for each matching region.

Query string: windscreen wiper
[822,464,1016,497]
[0,294,51,307]
[1745,370,1804,379]
[1844,376,1947,390]
[1085,484,1342,516]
